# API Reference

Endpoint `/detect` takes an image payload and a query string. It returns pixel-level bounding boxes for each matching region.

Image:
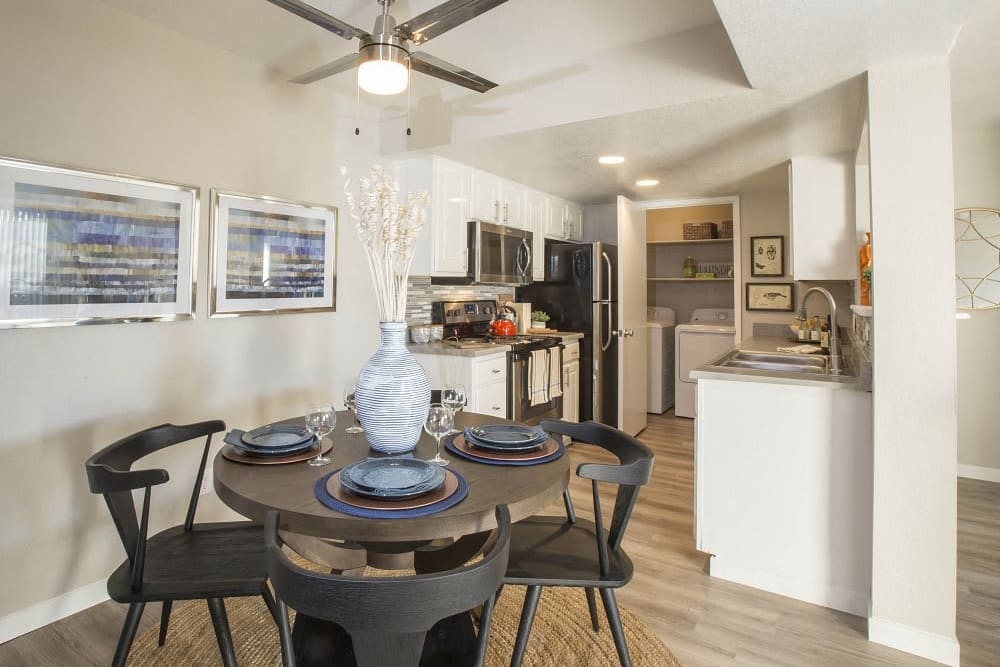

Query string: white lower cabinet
[410,351,509,418]
[562,342,580,422]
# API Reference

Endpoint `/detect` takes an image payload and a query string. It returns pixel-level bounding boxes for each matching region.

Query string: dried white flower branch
[342,165,429,322]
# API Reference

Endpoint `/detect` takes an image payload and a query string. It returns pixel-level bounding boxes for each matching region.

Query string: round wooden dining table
[214,411,570,546]
[214,411,570,664]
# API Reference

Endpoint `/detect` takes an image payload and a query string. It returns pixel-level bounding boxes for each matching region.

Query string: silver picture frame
[209,189,337,318]
[0,155,198,329]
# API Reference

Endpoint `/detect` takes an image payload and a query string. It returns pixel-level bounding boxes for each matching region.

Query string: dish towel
[548,347,563,399]
[529,349,549,406]
[776,344,823,354]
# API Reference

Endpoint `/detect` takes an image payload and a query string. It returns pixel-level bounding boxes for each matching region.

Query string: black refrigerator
[518,241,618,427]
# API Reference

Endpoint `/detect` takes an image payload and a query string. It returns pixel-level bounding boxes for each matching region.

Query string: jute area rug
[128,584,681,666]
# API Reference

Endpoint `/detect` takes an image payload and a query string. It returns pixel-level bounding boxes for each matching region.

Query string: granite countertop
[406,341,511,358]
[550,331,584,342]
[690,336,862,390]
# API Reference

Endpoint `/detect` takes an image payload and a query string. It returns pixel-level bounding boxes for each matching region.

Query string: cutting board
[527,327,558,334]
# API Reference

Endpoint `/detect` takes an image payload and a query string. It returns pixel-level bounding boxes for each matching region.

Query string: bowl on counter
[409,325,432,344]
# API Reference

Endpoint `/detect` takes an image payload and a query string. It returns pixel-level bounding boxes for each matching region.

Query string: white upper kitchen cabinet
[469,168,503,224]
[500,180,528,230]
[394,156,470,277]
[545,198,569,239]
[566,203,584,241]
[525,189,548,281]
[788,155,855,280]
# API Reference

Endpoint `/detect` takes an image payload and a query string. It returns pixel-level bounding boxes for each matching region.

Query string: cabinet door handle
[491,405,502,411]
[491,369,501,374]
[504,203,509,223]
[494,200,499,221]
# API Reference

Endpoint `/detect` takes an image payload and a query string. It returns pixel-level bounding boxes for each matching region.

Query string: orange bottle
[859,232,872,306]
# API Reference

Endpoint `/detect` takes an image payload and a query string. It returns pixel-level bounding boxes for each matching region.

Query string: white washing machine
[674,308,736,418]
[647,306,676,414]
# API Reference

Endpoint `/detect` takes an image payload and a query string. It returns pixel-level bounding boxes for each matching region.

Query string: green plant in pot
[531,310,551,330]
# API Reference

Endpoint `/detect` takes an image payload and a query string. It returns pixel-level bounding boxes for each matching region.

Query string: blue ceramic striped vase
[354,321,431,454]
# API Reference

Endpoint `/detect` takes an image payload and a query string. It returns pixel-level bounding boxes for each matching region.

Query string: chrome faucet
[798,286,843,375]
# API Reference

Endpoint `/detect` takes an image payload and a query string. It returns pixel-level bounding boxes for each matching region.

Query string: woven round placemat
[128,581,680,666]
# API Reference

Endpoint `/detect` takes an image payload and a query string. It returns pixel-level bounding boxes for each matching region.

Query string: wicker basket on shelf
[682,222,718,240]
[718,220,733,239]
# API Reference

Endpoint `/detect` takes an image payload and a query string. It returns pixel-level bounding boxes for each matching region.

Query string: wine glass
[304,404,336,467]
[424,403,452,466]
[441,384,467,433]
[343,382,364,435]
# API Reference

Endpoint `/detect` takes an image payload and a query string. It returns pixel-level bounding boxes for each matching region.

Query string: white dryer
[647,306,676,414]
[674,308,735,418]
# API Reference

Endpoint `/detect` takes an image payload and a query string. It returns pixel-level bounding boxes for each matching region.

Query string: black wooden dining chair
[265,505,511,667]
[502,419,654,667]
[85,420,279,667]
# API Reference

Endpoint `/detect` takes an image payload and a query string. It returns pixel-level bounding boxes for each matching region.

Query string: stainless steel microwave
[467,220,533,286]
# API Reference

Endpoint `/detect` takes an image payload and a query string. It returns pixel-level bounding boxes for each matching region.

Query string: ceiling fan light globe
[358,59,408,95]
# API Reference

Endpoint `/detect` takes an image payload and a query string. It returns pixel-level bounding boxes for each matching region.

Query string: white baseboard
[869,616,960,666]
[709,557,868,617]
[957,464,1000,483]
[0,579,109,644]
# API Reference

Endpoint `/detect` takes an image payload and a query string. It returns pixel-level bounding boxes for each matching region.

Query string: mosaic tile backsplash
[405,277,512,324]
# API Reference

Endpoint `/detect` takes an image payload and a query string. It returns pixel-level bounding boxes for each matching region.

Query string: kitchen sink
[712,350,830,375]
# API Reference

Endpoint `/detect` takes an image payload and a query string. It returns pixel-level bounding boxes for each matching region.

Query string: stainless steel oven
[509,344,563,425]
[469,220,533,285]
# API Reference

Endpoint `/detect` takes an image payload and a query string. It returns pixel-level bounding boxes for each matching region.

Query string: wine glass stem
[435,434,442,458]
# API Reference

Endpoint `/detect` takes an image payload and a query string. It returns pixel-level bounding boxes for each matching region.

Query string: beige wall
[0,0,385,627]
[867,60,959,664]
[952,128,1000,472]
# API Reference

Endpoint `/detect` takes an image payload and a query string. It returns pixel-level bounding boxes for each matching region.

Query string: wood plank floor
[2,412,997,666]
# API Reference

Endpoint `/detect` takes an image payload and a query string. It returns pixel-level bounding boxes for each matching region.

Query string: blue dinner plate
[464,425,547,453]
[339,471,445,500]
[241,424,313,449]
[467,424,543,445]
[232,439,316,456]
[343,458,443,493]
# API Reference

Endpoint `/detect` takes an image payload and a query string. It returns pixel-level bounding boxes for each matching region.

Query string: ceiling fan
[266,0,508,95]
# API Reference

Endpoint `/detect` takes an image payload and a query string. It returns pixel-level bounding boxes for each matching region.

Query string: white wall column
[866,60,960,665]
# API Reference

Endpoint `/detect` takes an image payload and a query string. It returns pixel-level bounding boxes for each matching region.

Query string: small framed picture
[210,189,337,317]
[750,235,785,277]
[746,282,794,311]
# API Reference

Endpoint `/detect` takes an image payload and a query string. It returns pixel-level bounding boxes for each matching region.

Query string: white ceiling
[98,0,997,203]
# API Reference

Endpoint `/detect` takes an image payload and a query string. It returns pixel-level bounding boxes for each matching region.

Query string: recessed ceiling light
[635,179,659,187]
[598,155,625,165]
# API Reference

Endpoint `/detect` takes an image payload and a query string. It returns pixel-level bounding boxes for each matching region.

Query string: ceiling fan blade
[396,0,509,45]
[265,0,368,40]
[410,51,497,93]
[290,53,360,84]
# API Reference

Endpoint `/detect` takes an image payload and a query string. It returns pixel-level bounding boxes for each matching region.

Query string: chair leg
[276,598,296,667]
[599,588,632,667]
[157,600,173,646]
[509,586,542,667]
[474,593,497,667]
[207,597,238,667]
[111,602,145,667]
[262,587,280,625]
[585,588,600,632]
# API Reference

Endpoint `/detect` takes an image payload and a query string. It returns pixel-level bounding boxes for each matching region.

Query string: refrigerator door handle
[601,251,613,302]
[600,301,613,352]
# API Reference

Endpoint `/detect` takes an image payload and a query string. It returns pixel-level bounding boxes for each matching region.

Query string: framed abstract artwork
[750,235,785,277]
[209,189,337,317]
[746,282,795,311]
[0,156,198,329]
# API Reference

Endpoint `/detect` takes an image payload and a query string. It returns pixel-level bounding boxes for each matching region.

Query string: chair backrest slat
[265,506,511,635]
[85,420,226,589]
[539,419,654,561]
